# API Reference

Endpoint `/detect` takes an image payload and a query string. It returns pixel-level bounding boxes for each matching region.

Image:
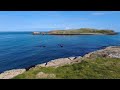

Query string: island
[32,28,118,35]
[48,28,118,35]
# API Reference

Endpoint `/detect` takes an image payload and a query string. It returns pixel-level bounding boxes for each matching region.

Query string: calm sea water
[0,32,120,73]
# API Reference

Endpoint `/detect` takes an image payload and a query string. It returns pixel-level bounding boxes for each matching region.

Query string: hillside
[13,58,120,79]
[12,46,120,79]
[48,28,118,35]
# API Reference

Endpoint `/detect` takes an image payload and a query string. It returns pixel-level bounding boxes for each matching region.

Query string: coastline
[47,28,118,35]
[32,33,118,35]
[0,46,120,79]
[48,33,104,35]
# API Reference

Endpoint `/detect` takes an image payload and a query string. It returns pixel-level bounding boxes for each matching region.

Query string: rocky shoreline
[0,69,26,79]
[0,46,120,79]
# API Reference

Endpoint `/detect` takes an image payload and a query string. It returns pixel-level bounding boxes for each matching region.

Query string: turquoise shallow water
[0,32,120,73]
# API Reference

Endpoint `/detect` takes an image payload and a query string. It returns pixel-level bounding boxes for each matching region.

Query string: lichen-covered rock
[36,72,56,79]
[0,69,26,79]
[83,46,120,59]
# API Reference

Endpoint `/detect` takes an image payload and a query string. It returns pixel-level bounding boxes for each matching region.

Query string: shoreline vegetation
[32,28,118,35]
[0,46,120,79]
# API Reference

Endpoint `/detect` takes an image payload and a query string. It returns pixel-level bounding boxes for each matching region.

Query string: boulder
[36,72,56,79]
[75,56,82,60]
[68,57,76,60]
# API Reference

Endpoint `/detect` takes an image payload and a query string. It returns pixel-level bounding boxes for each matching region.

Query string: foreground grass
[13,58,120,79]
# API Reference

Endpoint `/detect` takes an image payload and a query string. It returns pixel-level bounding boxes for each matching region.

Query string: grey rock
[36,72,56,79]
[36,57,82,67]
[83,46,120,59]
[75,56,82,59]
[0,69,26,79]
[68,57,76,60]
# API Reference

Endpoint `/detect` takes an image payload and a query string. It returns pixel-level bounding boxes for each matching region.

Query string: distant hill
[48,28,118,35]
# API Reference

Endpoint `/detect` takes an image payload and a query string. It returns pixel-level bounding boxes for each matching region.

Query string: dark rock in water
[58,44,63,47]
[43,46,46,47]
[25,65,36,71]
[60,46,63,47]
[0,71,3,74]
[39,45,46,47]
[37,45,46,47]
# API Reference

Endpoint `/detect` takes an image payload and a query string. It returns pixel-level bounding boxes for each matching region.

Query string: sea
[0,32,120,73]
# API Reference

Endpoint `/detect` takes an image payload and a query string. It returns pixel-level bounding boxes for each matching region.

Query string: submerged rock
[0,69,26,79]
[25,65,36,71]
[58,44,64,47]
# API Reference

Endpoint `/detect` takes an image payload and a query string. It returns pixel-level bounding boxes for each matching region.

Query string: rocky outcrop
[0,56,82,79]
[32,32,40,35]
[83,46,120,59]
[32,32,47,35]
[35,56,82,68]
[36,72,56,79]
[0,69,26,79]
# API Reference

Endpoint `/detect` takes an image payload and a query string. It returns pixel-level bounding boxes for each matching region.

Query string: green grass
[13,58,120,79]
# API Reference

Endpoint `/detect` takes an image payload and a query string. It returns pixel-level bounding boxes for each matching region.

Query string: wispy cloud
[91,12,105,16]
[91,11,120,16]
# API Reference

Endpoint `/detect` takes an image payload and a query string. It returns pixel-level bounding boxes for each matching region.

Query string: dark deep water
[0,32,120,73]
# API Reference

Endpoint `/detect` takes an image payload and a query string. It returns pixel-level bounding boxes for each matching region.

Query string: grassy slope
[13,58,120,79]
[48,28,116,35]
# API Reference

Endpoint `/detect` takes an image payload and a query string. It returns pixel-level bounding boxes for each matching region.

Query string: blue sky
[0,11,120,32]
